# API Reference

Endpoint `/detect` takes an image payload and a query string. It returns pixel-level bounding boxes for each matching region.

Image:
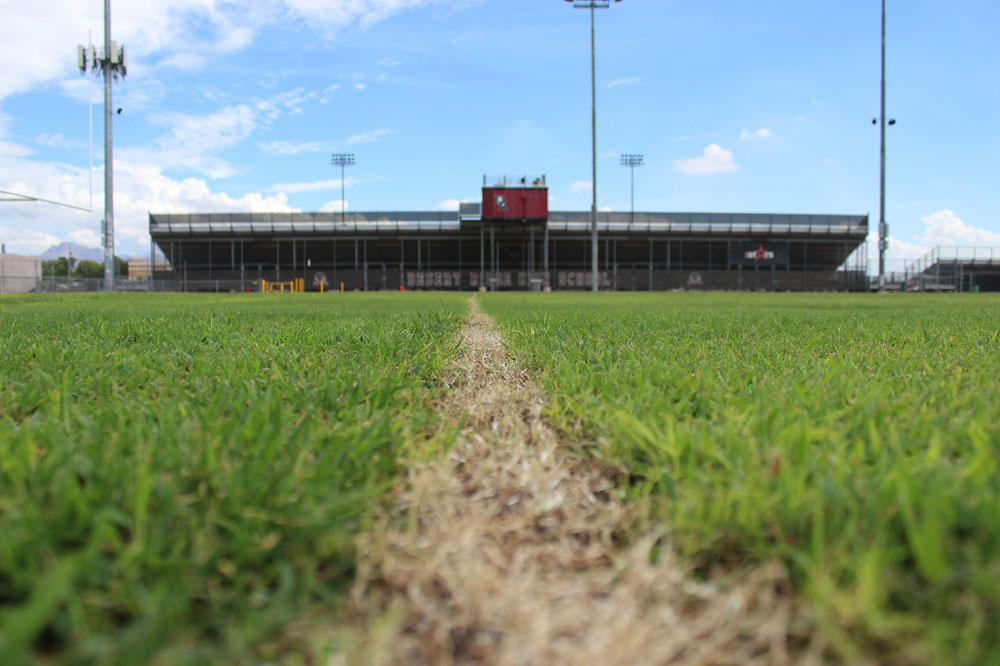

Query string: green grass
[482,292,1000,666]
[0,292,467,665]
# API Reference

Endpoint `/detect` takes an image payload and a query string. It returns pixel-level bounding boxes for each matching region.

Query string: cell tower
[78,0,127,292]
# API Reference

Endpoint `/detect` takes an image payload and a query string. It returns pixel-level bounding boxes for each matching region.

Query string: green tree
[43,257,76,278]
[74,260,103,279]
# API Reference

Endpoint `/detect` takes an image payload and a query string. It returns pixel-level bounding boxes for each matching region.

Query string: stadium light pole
[620,154,643,226]
[331,153,355,226]
[566,0,620,292]
[78,1,127,292]
[875,0,897,294]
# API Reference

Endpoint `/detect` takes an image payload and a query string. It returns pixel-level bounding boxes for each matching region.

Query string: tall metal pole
[878,0,887,293]
[88,31,93,212]
[103,0,115,292]
[589,3,598,292]
[331,153,355,227]
[620,154,643,227]
[568,1,619,290]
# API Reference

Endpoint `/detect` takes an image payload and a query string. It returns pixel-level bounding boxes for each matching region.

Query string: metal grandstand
[904,246,1000,292]
[148,209,868,292]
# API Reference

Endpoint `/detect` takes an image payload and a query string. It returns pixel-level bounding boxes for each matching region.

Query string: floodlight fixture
[331,153,355,225]
[620,154,644,225]
[564,0,623,291]
[78,0,127,292]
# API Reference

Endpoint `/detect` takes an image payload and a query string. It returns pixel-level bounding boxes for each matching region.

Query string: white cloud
[0,141,35,158]
[66,228,101,248]
[0,3,268,101]
[887,236,928,258]
[0,226,61,255]
[319,199,348,213]
[0,155,297,256]
[376,57,402,67]
[0,1,474,102]
[120,88,317,179]
[159,52,208,70]
[599,205,612,212]
[35,133,86,150]
[319,83,341,103]
[675,144,739,175]
[570,181,592,193]
[256,88,319,120]
[269,178,350,194]
[863,210,1000,273]
[59,74,168,113]
[346,128,396,145]
[258,140,331,155]
[740,128,772,140]
[864,231,928,274]
[122,104,258,179]
[437,199,460,211]
[920,209,1000,247]
[354,82,367,90]
[606,76,641,89]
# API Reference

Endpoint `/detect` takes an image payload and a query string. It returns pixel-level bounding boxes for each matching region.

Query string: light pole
[78,1,127,292]
[875,0,897,293]
[566,0,621,292]
[620,154,643,226]
[331,153,355,226]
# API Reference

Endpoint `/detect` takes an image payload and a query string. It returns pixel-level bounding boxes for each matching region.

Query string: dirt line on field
[351,294,812,665]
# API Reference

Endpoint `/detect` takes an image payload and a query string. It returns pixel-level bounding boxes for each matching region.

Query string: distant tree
[41,255,129,278]
[42,259,60,276]
[43,257,76,278]
[74,260,103,279]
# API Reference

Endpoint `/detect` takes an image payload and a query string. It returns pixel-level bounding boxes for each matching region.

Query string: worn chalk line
[350,294,819,666]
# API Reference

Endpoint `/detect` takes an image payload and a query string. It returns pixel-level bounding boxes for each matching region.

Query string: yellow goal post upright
[261,278,306,293]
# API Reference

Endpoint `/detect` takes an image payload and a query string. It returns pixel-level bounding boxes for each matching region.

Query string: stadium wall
[0,253,41,294]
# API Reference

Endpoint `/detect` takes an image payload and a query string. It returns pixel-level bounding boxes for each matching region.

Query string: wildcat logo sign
[729,242,788,266]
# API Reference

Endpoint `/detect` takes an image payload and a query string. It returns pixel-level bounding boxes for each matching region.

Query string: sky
[0,0,998,274]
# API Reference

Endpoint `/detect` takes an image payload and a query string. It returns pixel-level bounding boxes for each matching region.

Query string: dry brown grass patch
[351,295,818,665]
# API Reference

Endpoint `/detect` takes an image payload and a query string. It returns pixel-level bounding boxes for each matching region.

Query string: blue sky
[1,0,998,273]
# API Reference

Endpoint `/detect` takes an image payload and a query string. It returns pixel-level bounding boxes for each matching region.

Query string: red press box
[481,184,548,221]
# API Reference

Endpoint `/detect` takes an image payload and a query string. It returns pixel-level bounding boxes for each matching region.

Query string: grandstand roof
[150,211,868,239]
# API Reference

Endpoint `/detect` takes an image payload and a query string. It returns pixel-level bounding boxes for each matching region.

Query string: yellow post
[340,281,344,293]
[320,280,324,293]
[261,279,268,293]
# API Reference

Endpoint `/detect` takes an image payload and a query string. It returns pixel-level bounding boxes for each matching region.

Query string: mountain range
[39,243,106,263]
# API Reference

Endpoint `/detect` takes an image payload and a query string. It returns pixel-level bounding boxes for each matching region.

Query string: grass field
[0,293,466,665]
[483,293,1000,666]
[3,291,999,665]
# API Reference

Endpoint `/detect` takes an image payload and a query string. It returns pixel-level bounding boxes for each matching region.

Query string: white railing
[907,246,1000,275]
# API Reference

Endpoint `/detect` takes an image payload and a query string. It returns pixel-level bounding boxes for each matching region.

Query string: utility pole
[566,0,621,292]
[78,1,127,292]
